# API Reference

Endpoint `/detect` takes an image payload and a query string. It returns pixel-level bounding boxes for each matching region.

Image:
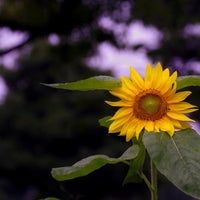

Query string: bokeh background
[0,0,200,199]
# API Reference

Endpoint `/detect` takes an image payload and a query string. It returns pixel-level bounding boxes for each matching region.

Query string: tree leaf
[143,129,200,199]
[177,75,200,90]
[98,116,112,128]
[123,141,146,184]
[51,144,139,181]
[43,76,121,91]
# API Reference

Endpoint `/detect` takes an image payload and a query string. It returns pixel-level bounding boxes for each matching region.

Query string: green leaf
[177,75,200,90]
[143,129,200,199]
[43,76,121,91]
[123,141,146,184]
[98,116,112,128]
[51,144,139,181]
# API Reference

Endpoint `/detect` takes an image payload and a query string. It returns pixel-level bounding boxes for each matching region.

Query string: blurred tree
[133,0,200,73]
[0,36,133,199]
[0,0,199,199]
[0,1,134,199]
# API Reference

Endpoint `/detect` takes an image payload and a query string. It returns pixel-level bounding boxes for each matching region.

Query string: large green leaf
[143,129,200,199]
[52,144,139,181]
[43,76,121,91]
[177,75,200,90]
[44,75,200,91]
[123,141,146,184]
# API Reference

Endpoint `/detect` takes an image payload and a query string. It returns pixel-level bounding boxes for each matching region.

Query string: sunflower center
[134,89,167,120]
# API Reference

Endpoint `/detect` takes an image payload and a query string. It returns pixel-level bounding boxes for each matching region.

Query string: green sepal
[143,129,200,199]
[98,116,112,128]
[51,144,139,181]
[123,139,146,185]
[177,75,200,90]
[43,76,121,91]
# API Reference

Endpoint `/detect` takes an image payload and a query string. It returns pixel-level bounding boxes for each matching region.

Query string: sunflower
[106,63,197,142]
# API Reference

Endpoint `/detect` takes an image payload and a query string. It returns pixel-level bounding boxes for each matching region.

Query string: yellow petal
[110,89,133,101]
[162,68,170,79]
[167,111,195,122]
[120,117,137,136]
[155,68,170,90]
[108,117,127,133]
[160,71,177,95]
[121,76,138,94]
[111,107,132,120]
[152,63,163,88]
[179,121,191,129]
[145,120,154,132]
[167,91,191,103]
[122,117,141,141]
[179,108,198,113]
[135,121,145,139]
[171,119,182,129]
[153,62,163,73]
[156,117,175,136]
[154,122,160,132]
[105,100,132,107]
[130,67,144,89]
[145,63,153,81]
[164,81,177,97]
[125,128,136,142]
[169,71,178,83]
[172,119,192,129]
[144,63,153,88]
[168,102,197,111]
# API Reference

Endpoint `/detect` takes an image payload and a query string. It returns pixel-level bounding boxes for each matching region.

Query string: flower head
[106,63,197,142]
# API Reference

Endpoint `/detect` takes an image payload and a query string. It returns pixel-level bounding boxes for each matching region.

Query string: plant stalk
[140,172,153,192]
[151,159,157,200]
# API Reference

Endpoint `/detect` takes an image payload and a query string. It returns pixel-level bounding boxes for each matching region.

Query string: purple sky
[87,19,163,78]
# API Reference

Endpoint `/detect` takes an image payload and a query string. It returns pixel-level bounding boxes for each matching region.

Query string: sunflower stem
[140,172,154,192]
[150,159,158,200]
[122,160,130,166]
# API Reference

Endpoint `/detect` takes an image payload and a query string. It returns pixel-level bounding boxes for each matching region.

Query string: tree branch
[0,35,33,56]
